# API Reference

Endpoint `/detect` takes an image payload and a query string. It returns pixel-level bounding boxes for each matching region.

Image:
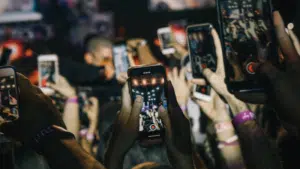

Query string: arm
[42,135,106,169]
[215,121,246,169]
[235,120,282,169]
[63,99,80,139]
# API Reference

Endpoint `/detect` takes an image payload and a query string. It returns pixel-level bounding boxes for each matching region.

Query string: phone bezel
[216,0,277,93]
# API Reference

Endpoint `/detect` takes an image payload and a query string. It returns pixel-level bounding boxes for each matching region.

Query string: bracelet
[214,121,234,133]
[217,135,239,149]
[67,97,78,104]
[232,110,256,126]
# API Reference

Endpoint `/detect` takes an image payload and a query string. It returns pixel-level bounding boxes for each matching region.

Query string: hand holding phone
[128,64,167,146]
[187,23,217,101]
[0,66,19,122]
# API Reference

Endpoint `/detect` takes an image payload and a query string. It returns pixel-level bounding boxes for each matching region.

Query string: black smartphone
[0,66,19,122]
[187,23,217,101]
[128,64,167,146]
[112,42,130,77]
[216,0,278,93]
[0,48,12,66]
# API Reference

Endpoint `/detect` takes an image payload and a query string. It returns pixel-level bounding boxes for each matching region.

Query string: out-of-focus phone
[128,64,167,146]
[216,0,278,93]
[38,54,59,95]
[187,23,217,101]
[113,42,130,77]
[0,48,12,66]
[0,66,19,122]
[157,27,175,55]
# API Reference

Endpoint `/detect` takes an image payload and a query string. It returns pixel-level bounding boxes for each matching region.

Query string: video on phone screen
[149,0,215,12]
[188,28,217,78]
[113,45,130,76]
[130,74,167,136]
[40,61,56,87]
[160,32,173,50]
[220,0,274,81]
[0,76,18,121]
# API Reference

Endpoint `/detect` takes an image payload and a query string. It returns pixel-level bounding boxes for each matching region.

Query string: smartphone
[0,66,19,122]
[187,23,217,101]
[0,48,12,66]
[216,0,278,93]
[128,64,167,146]
[157,27,175,55]
[38,54,59,95]
[113,42,130,77]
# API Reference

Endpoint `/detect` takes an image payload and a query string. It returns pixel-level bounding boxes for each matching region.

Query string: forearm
[216,129,246,169]
[236,120,282,169]
[137,45,158,65]
[63,102,80,139]
[42,138,106,169]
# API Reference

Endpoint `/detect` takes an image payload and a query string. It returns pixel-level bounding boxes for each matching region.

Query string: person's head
[84,36,113,67]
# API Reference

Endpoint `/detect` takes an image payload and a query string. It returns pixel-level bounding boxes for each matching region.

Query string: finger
[273,11,299,62]
[191,79,206,86]
[127,96,143,131]
[167,81,180,108]
[179,68,185,80]
[211,29,225,76]
[173,67,179,80]
[202,68,215,85]
[287,28,300,56]
[120,83,132,122]
[158,106,171,138]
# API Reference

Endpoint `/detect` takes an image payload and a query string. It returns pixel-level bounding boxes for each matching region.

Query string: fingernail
[136,95,143,103]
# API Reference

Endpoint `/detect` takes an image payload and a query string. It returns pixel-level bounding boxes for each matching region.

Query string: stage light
[151,78,156,85]
[142,79,147,86]
[133,79,138,86]
[161,78,165,84]
[156,87,159,90]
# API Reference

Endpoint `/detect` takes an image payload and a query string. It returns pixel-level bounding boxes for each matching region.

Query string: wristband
[217,135,239,149]
[67,97,78,104]
[32,125,75,154]
[233,110,255,126]
[214,121,234,133]
[137,40,147,48]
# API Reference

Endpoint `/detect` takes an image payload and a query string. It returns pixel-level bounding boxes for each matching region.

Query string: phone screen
[129,66,166,141]
[39,60,56,87]
[0,75,18,122]
[113,44,130,77]
[159,31,173,50]
[188,24,217,95]
[218,0,276,86]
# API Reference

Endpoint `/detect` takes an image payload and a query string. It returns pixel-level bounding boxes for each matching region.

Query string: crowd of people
[0,1,300,169]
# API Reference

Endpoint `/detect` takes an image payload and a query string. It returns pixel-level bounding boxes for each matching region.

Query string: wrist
[66,96,78,103]
[232,110,256,127]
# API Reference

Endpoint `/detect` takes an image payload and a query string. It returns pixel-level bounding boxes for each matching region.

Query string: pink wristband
[67,97,78,103]
[233,110,256,126]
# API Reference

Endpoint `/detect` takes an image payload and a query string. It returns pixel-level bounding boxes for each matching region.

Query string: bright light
[161,78,165,84]
[136,91,139,94]
[152,94,155,96]
[133,79,138,86]
[142,79,147,86]
[147,92,150,95]
[156,87,160,90]
[141,93,144,95]
[151,78,156,85]
[152,89,155,92]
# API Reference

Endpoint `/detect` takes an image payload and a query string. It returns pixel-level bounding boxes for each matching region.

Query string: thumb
[203,68,216,86]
